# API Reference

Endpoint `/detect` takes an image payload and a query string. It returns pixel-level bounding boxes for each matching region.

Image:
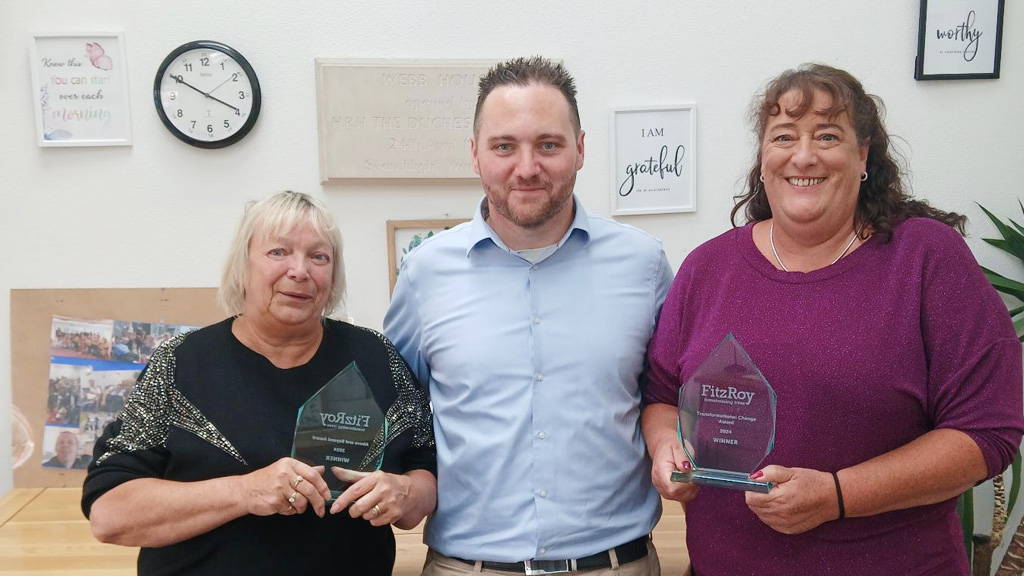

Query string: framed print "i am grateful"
[610,105,696,216]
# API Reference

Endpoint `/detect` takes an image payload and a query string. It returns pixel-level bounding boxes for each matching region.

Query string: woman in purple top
[641,64,1023,576]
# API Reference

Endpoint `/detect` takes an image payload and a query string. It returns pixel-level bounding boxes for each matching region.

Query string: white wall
[2,0,1022,532]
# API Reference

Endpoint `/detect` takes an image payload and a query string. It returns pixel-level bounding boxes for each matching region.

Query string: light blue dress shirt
[384,197,672,562]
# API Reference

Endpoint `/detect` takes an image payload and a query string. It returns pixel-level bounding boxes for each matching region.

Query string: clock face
[153,41,261,149]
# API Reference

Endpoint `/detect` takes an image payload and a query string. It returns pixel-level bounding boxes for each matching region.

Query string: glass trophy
[291,362,387,499]
[670,334,777,493]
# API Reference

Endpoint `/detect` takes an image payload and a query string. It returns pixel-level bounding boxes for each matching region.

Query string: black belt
[451,535,649,574]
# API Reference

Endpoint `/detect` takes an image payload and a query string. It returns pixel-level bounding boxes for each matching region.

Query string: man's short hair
[474,56,580,136]
[57,431,79,447]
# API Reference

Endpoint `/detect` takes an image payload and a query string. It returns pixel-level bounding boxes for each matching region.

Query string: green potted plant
[967,203,1024,575]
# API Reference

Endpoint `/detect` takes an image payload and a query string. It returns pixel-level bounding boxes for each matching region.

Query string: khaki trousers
[420,541,661,576]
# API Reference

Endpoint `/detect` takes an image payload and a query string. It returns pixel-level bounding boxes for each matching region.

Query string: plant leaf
[981,267,1024,301]
[989,284,1024,303]
[981,205,1024,259]
[978,204,1024,263]
[960,489,974,562]
[984,238,1012,252]
[1013,315,1024,338]
[1010,218,1024,239]
[1012,310,1024,340]
[1008,452,1022,519]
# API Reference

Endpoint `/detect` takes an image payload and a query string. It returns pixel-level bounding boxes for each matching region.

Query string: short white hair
[218,191,345,316]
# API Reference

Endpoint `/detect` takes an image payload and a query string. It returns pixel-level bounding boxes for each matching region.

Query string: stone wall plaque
[316,59,496,180]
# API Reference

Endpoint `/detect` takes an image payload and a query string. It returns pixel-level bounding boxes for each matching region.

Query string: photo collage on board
[44,315,198,470]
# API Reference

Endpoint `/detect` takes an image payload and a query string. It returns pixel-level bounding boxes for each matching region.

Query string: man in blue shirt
[385,56,671,576]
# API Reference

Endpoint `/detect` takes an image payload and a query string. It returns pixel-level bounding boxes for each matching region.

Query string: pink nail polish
[681,461,691,470]
[750,471,763,479]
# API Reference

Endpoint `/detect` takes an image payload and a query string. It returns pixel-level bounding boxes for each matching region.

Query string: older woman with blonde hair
[642,64,1023,575]
[83,191,436,576]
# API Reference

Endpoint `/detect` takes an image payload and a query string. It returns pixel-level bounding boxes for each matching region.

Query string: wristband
[831,471,846,520]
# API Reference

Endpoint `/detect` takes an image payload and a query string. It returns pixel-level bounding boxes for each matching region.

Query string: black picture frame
[915,0,1005,80]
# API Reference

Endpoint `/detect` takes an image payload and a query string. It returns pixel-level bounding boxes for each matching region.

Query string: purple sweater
[643,219,1023,576]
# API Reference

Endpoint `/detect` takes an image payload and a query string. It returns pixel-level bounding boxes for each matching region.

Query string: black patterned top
[82,318,435,576]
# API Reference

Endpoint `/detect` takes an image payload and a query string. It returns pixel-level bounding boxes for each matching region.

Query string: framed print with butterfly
[29,32,132,146]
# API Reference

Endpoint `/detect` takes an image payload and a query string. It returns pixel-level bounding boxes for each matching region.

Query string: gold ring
[288,491,297,504]
[371,504,382,518]
[292,475,304,489]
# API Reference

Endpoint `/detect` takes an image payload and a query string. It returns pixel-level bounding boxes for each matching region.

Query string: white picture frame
[28,32,132,146]
[610,105,696,216]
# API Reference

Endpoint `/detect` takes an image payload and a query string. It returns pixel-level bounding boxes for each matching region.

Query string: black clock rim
[152,40,262,149]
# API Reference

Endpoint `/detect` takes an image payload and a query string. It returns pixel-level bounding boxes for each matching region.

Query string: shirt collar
[466,195,592,256]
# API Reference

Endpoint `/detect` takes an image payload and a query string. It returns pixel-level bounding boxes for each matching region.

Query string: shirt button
[532,264,539,270]
[533,317,541,324]
[539,489,548,498]
[537,374,544,381]
[537,431,546,439]
[539,548,547,555]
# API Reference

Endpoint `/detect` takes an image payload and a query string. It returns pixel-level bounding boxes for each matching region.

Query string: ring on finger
[288,491,298,505]
[371,504,382,518]
[292,475,304,489]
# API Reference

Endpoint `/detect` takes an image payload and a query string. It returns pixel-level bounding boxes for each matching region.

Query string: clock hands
[207,75,234,96]
[171,74,240,113]
[204,92,240,113]
[171,74,209,97]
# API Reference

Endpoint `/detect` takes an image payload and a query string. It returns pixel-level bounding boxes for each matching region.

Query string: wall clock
[153,40,261,149]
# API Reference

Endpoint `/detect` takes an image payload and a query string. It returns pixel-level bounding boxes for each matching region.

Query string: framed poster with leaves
[387,219,468,295]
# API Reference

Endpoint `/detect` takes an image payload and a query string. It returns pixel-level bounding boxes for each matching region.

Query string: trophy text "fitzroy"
[320,412,372,428]
[701,385,755,406]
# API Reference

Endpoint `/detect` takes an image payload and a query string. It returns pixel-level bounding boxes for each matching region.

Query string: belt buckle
[524,559,572,575]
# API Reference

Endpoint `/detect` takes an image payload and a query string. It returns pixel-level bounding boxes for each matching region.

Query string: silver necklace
[769,222,858,272]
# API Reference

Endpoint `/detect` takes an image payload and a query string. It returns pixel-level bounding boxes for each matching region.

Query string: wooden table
[0,488,687,575]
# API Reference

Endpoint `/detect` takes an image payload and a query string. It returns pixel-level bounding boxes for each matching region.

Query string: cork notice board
[11,288,222,488]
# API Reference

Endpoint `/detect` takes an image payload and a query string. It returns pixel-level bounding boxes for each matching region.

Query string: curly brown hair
[731,63,965,240]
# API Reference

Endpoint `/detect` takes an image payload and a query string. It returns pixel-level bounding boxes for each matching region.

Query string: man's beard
[485,174,576,229]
